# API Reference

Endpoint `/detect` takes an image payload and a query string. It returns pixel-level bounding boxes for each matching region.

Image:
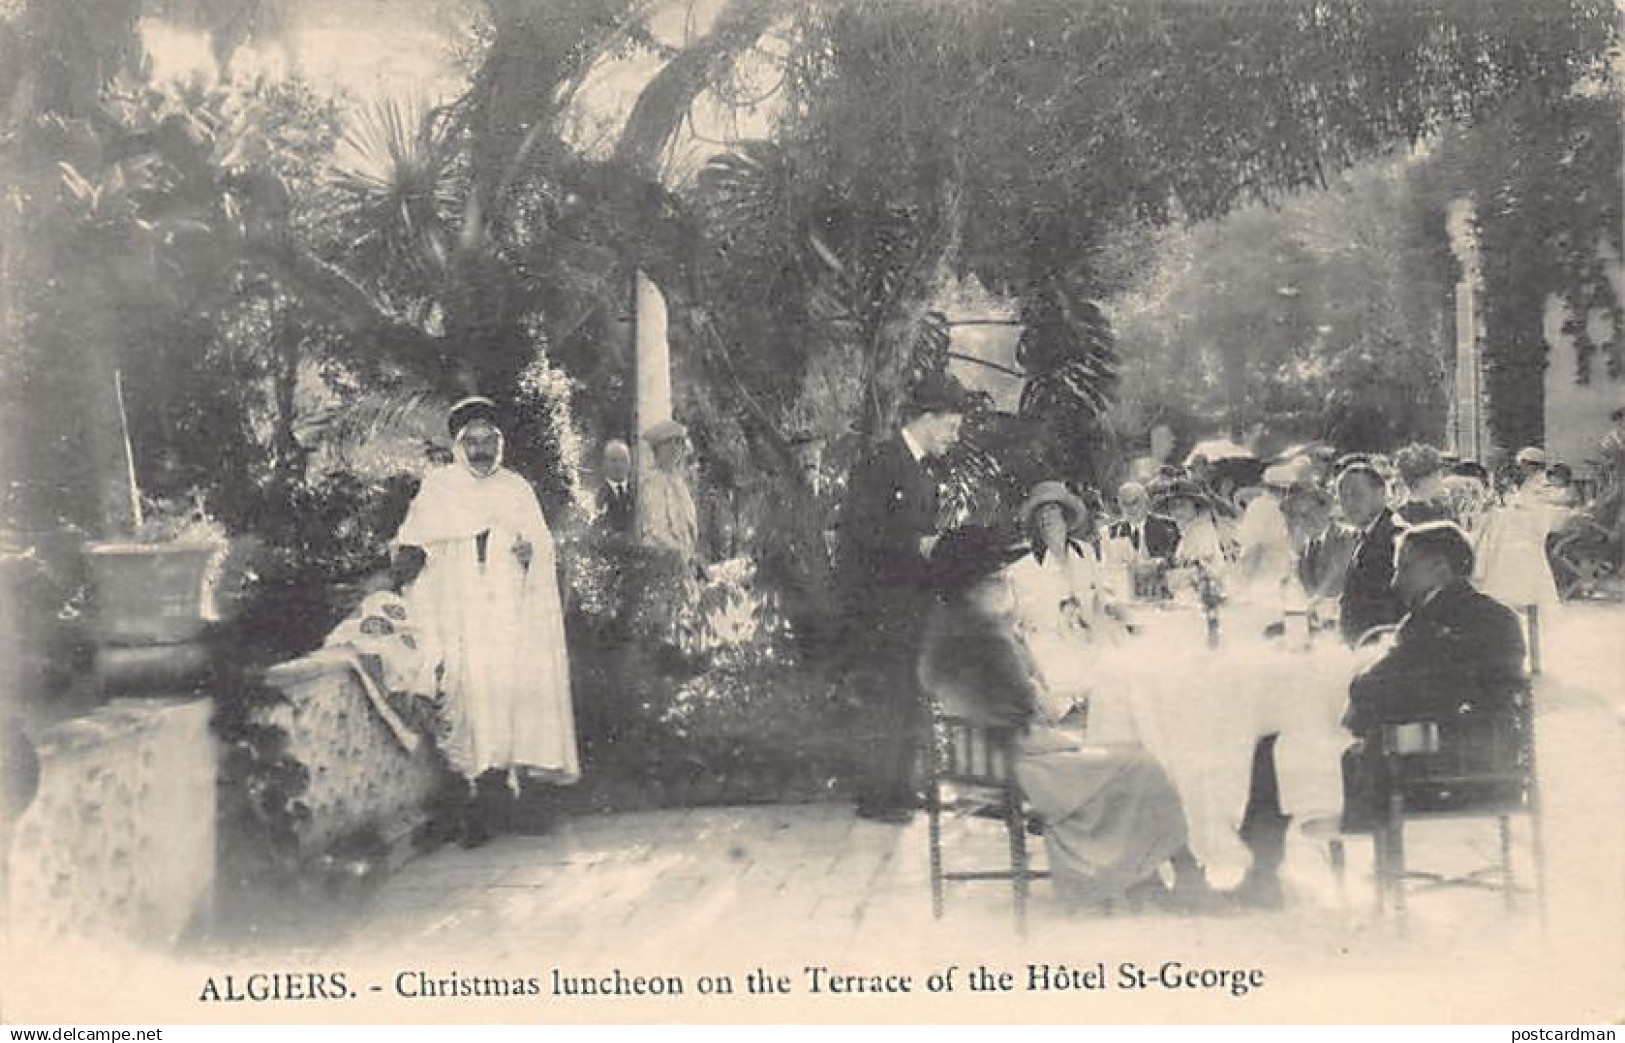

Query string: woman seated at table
[1007,481,1126,712]
[1152,478,1235,572]
[918,525,1205,912]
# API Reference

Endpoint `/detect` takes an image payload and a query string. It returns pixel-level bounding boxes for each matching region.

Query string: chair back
[932,713,1019,789]
[1380,680,1535,813]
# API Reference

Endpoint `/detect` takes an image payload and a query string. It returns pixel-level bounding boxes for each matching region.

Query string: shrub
[561,537,859,812]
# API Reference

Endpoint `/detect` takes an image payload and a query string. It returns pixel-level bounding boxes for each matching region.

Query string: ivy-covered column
[1446,198,1490,461]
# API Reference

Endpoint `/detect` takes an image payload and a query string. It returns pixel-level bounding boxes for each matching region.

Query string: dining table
[1079,593,1361,886]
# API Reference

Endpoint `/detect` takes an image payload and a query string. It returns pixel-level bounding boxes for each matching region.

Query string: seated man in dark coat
[1340,522,1529,830]
[1337,462,1406,645]
[1288,482,1358,604]
[1107,481,1181,562]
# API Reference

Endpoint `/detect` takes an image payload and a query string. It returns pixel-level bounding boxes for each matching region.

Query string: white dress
[1173,514,1229,569]
[394,458,580,784]
[1474,480,1567,614]
[1007,541,1123,715]
[1233,493,1294,596]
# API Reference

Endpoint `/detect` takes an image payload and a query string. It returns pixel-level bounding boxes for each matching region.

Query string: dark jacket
[1344,579,1527,737]
[595,479,635,538]
[1298,522,1358,601]
[834,434,940,646]
[1107,514,1180,562]
[1339,508,1405,645]
[917,597,1041,731]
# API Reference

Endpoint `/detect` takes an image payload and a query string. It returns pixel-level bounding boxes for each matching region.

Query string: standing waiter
[835,372,972,823]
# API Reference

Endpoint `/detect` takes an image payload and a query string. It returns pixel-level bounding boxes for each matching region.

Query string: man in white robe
[392,397,579,842]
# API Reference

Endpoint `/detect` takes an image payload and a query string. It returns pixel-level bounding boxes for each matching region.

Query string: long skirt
[1015,725,1189,906]
[1475,505,1561,613]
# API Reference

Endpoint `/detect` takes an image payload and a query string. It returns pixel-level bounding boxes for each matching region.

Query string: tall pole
[114,368,143,529]
[632,269,673,536]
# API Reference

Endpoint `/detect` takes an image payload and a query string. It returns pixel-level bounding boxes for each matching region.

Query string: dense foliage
[1110,156,1460,455]
[1,0,1618,811]
[1422,91,1623,450]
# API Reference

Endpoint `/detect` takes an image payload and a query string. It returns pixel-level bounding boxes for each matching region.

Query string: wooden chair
[1368,679,1546,932]
[924,711,1048,934]
[1312,606,1545,930]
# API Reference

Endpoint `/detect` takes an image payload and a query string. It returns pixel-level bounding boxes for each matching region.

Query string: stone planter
[82,541,222,690]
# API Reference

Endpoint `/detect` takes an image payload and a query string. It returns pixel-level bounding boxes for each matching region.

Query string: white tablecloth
[1080,601,1355,882]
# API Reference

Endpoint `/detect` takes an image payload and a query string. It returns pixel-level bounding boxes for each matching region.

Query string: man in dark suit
[835,372,971,823]
[594,439,635,539]
[1337,462,1405,645]
[1339,522,1528,828]
[1288,483,1358,602]
[1108,481,1180,562]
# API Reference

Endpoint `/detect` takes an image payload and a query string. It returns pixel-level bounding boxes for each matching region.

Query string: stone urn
[82,540,232,690]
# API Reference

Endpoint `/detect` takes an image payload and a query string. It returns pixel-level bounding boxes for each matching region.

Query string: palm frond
[907,309,951,380]
[1015,276,1119,421]
[330,97,461,279]
[295,386,445,476]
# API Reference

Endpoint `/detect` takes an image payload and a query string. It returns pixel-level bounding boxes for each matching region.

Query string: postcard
[3,0,1622,1027]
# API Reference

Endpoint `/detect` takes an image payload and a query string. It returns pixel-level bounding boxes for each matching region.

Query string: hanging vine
[1447,89,1624,449]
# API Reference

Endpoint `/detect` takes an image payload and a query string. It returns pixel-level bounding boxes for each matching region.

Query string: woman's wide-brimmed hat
[1018,480,1089,530]
[927,525,1029,599]
[1261,455,1313,488]
[1150,477,1219,514]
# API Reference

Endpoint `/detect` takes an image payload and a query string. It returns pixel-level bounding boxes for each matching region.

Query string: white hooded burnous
[392,397,580,786]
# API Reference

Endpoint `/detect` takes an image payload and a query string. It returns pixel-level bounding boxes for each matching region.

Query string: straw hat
[643,419,689,446]
[1018,481,1089,530]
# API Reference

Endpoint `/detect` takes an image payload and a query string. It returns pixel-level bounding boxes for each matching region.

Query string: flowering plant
[124,490,230,546]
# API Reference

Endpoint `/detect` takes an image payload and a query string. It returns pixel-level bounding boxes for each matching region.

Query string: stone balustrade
[7,696,216,947]
[260,650,442,857]
[6,649,444,952]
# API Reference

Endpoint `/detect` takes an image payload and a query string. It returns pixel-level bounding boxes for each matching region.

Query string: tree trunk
[858,159,965,441]
[270,317,302,487]
[612,0,780,182]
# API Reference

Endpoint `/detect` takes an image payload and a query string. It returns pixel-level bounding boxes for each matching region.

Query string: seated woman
[918,526,1204,912]
[1153,478,1235,572]
[1007,481,1125,715]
